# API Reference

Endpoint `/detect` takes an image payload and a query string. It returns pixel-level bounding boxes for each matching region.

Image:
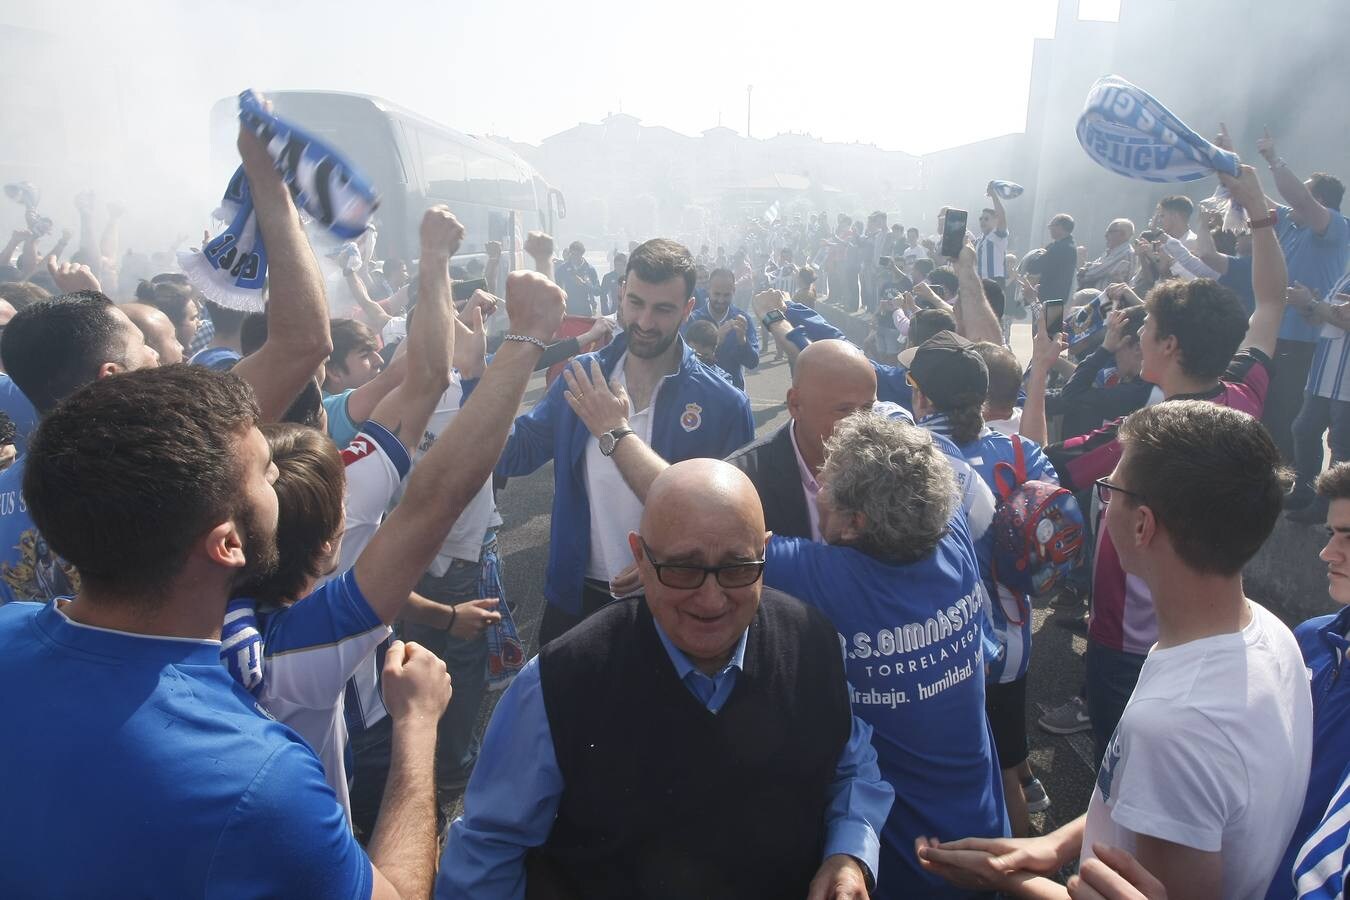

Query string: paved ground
[478,317,1100,843]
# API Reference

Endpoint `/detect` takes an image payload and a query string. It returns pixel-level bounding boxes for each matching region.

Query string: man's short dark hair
[1144,278,1248,380]
[24,365,261,596]
[328,319,380,373]
[927,267,960,298]
[237,422,343,606]
[981,207,997,218]
[685,319,720,349]
[912,258,936,279]
[708,267,735,286]
[1310,173,1345,212]
[568,240,585,254]
[1050,214,1075,234]
[974,342,1022,408]
[626,239,697,299]
[1,292,128,414]
[1312,461,1350,504]
[981,278,1006,319]
[1318,462,1350,500]
[908,309,958,347]
[1118,400,1287,576]
[0,281,49,311]
[1159,195,1195,219]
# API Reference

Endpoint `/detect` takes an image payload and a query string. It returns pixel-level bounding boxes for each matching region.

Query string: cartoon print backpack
[990,437,1085,603]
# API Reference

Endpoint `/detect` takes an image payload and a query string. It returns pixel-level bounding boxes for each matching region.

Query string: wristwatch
[599,427,634,457]
[1248,208,1278,230]
[761,308,787,328]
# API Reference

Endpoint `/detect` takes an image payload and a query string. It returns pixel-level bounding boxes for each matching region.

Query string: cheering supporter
[121,301,186,364]
[138,277,204,350]
[438,459,893,899]
[494,238,753,644]
[0,366,450,898]
[685,267,760,390]
[566,394,1005,898]
[974,186,1010,287]
[0,293,160,604]
[904,331,1058,835]
[1252,129,1350,463]
[323,318,385,394]
[727,339,876,539]
[218,205,475,815]
[1262,463,1350,898]
[1023,214,1077,303]
[1077,220,1138,291]
[1029,162,1288,760]
[919,401,1313,900]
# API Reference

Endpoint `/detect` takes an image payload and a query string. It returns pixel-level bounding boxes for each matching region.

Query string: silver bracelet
[502,333,547,350]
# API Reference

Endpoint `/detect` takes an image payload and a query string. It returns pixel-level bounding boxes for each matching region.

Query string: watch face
[599,432,615,455]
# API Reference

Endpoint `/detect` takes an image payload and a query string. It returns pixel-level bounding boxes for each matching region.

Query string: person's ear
[1133,504,1157,550]
[627,531,643,566]
[96,361,124,380]
[202,520,246,569]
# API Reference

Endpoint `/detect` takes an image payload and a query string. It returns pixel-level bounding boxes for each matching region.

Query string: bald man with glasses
[437,458,894,900]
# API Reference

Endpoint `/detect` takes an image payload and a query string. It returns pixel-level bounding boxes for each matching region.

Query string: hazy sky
[7,0,1121,156]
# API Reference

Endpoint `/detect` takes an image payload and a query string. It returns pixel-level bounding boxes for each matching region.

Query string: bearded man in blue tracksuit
[496,239,754,643]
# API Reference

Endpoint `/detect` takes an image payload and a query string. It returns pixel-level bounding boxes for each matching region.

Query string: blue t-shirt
[0,373,37,455]
[1275,205,1350,343]
[1219,254,1257,318]
[1268,606,1350,899]
[323,390,361,448]
[0,600,372,899]
[765,516,1009,898]
[0,456,75,605]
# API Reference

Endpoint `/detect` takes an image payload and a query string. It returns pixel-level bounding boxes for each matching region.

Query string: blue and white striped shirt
[1306,273,1350,401]
[1294,762,1350,899]
[975,229,1009,280]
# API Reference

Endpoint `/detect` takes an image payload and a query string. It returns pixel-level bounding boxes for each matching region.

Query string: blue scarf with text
[1076,75,1239,184]
[182,89,380,311]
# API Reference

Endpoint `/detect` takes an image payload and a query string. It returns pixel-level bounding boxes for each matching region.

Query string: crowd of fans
[0,112,1347,900]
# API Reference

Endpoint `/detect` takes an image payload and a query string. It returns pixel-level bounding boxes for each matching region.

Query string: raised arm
[954,245,1003,344]
[1220,163,1287,360]
[346,267,393,330]
[525,231,555,279]
[229,125,334,421]
[1020,324,1067,446]
[353,271,564,623]
[987,184,1008,234]
[363,207,461,453]
[1258,127,1333,235]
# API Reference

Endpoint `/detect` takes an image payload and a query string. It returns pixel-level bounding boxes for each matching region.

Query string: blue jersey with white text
[765,515,1009,898]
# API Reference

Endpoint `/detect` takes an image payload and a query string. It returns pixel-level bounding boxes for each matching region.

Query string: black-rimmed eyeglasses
[1094,478,1143,505]
[639,537,765,590]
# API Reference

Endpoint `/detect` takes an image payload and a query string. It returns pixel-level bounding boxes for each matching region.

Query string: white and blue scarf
[1076,75,1239,184]
[989,180,1024,200]
[182,89,380,311]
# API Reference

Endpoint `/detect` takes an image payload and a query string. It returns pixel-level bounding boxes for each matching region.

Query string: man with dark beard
[0,366,454,899]
[497,238,755,643]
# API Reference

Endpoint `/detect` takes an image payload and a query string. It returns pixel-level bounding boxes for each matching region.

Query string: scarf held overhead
[181,89,380,311]
[1076,75,1240,184]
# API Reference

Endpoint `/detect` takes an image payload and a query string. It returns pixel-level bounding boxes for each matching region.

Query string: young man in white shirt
[917,400,1314,900]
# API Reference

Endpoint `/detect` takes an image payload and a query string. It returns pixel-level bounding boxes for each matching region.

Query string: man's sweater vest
[525,590,852,899]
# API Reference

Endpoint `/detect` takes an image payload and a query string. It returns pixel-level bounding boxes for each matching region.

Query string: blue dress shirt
[436,619,893,899]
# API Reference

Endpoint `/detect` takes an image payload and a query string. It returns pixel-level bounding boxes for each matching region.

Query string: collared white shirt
[788,421,822,542]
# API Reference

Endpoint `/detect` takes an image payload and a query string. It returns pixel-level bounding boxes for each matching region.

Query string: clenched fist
[419,205,465,259]
[524,231,555,262]
[505,270,566,343]
[382,640,452,725]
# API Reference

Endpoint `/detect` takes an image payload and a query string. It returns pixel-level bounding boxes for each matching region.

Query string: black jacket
[725,422,812,539]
